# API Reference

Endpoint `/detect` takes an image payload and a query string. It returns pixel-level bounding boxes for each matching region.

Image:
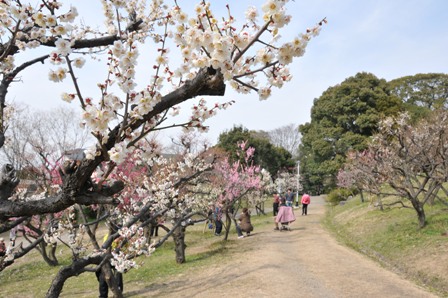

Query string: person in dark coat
[238,208,254,236]
[273,193,280,216]
[0,238,6,257]
[213,206,223,236]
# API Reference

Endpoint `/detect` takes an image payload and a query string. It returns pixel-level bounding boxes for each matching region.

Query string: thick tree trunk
[376,195,383,211]
[102,263,123,298]
[143,225,151,244]
[417,211,426,229]
[415,204,426,228]
[409,198,426,228]
[359,189,365,203]
[46,255,103,298]
[172,225,187,264]
[0,164,19,201]
[223,212,232,241]
[39,242,58,266]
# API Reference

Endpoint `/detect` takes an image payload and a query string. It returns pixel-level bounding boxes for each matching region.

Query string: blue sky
[9,0,448,145]
[203,0,448,143]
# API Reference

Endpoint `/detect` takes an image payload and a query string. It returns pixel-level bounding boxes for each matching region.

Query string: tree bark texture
[38,242,59,267]
[0,164,19,201]
[102,263,124,298]
[412,201,426,228]
[223,212,232,241]
[173,225,187,264]
[46,255,104,298]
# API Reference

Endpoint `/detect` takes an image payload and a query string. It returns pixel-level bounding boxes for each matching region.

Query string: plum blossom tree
[274,170,298,194]
[43,140,218,296]
[0,0,325,296]
[337,150,386,206]
[0,105,90,267]
[208,141,267,240]
[0,0,325,220]
[341,112,448,228]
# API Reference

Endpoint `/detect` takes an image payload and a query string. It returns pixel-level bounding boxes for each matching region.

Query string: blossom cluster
[1,0,324,166]
[187,98,235,132]
[80,141,214,270]
[208,141,264,208]
[0,0,325,277]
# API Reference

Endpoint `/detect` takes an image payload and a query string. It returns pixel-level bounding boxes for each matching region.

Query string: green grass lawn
[323,195,448,297]
[0,212,273,297]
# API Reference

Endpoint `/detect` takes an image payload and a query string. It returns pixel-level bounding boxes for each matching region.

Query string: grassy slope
[323,195,448,297]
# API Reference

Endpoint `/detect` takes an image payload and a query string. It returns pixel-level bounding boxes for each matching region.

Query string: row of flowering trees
[0,0,324,296]
[338,111,448,228]
[2,131,271,296]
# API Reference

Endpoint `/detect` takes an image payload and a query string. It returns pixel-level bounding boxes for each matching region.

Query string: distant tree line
[298,72,448,195]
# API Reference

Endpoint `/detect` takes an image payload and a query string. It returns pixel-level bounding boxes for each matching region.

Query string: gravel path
[134,196,438,297]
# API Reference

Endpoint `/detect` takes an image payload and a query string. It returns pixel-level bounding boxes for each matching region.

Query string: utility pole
[296,161,300,205]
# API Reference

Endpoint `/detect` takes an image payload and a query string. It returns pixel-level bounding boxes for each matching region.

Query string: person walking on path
[301,193,310,215]
[285,188,294,207]
[213,206,223,236]
[272,193,280,216]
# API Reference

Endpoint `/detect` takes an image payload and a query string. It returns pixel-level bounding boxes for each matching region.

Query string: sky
[8,0,448,146]
[201,0,448,143]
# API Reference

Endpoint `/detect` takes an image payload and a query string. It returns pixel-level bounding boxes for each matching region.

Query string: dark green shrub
[326,188,352,205]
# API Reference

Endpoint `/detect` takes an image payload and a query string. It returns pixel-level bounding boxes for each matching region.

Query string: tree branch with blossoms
[0,0,326,295]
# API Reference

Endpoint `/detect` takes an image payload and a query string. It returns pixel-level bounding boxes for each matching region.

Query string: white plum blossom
[0,55,14,72]
[46,14,57,27]
[59,6,78,23]
[52,25,69,36]
[72,57,85,68]
[55,38,72,56]
[48,67,67,82]
[155,55,167,65]
[256,48,274,64]
[245,6,258,21]
[61,92,76,103]
[258,87,272,100]
[262,0,283,15]
[33,12,46,27]
[112,40,126,57]
[111,251,137,273]
[108,144,127,164]
[84,147,97,160]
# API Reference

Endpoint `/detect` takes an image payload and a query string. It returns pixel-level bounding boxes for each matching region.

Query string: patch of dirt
[126,196,439,297]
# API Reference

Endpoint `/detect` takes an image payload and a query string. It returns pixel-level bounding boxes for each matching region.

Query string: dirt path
[132,196,438,297]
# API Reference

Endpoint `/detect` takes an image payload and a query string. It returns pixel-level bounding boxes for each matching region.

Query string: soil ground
[124,195,438,298]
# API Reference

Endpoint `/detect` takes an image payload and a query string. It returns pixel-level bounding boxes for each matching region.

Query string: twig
[65,56,86,109]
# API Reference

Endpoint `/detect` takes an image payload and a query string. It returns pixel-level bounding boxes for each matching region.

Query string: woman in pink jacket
[301,193,311,215]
